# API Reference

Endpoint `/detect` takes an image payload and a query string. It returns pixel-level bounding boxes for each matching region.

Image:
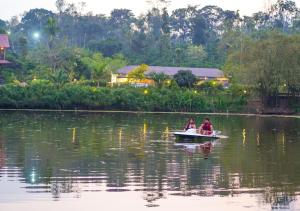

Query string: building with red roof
[0,34,10,64]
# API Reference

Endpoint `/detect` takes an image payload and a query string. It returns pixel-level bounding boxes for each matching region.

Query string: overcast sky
[1,0,300,21]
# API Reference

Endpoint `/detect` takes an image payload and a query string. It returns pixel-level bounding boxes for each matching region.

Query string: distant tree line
[1,0,299,68]
[1,0,300,110]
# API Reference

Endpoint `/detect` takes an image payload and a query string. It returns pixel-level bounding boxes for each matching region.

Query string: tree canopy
[1,0,300,103]
[127,64,149,81]
[2,0,299,69]
[173,70,196,88]
[225,31,300,106]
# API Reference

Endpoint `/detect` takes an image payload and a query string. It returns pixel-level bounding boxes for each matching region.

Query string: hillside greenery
[0,0,300,111]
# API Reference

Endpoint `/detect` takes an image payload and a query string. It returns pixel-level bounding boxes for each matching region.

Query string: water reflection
[174,141,213,158]
[0,136,5,168]
[0,111,300,210]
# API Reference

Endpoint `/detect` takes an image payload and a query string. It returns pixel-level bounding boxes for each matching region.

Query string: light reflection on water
[0,111,300,210]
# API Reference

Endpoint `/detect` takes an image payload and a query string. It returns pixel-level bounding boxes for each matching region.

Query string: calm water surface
[0,111,300,211]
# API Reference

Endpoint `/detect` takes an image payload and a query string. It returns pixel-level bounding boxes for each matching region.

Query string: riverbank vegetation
[1,0,300,112]
[0,82,247,112]
[225,32,300,109]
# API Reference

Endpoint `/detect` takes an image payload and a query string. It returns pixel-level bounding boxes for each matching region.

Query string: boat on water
[173,129,228,141]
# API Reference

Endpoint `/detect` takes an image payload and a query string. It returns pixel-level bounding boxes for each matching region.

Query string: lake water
[0,111,300,211]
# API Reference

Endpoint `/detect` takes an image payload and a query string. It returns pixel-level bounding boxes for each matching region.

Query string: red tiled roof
[0,34,10,48]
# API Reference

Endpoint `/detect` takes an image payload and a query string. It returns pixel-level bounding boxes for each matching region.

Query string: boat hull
[173,130,228,142]
[174,134,219,142]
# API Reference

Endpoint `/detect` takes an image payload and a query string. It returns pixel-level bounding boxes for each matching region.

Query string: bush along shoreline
[0,81,248,112]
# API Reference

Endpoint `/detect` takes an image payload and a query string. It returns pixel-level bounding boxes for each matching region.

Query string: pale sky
[1,0,300,21]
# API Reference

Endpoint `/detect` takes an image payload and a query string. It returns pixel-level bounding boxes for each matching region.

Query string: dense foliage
[225,32,300,106]
[1,0,300,111]
[0,82,247,112]
[173,70,196,88]
[1,0,300,70]
[127,64,149,81]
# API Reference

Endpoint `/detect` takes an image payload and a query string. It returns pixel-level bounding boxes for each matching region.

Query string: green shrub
[0,83,248,112]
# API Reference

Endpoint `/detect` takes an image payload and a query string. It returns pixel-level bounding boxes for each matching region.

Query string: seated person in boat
[184,118,196,131]
[198,118,213,135]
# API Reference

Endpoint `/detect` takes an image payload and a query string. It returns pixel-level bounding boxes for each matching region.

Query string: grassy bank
[0,81,247,112]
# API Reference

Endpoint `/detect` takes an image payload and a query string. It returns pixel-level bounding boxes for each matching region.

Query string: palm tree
[45,17,59,49]
[49,69,69,89]
[149,72,169,88]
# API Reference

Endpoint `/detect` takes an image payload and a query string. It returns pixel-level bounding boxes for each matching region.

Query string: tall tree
[225,32,300,105]
[0,19,6,31]
[45,17,59,49]
[170,6,197,42]
[174,70,196,88]
[21,9,55,39]
[268,0,298,32]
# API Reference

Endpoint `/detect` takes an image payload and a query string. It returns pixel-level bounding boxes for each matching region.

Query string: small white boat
[173,129,228,140]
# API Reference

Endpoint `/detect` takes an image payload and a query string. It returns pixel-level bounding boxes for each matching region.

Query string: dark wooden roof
[0,34,10,48]
[117,65,224,78]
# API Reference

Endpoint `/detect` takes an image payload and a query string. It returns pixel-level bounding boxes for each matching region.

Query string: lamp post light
[33,32,40,40]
